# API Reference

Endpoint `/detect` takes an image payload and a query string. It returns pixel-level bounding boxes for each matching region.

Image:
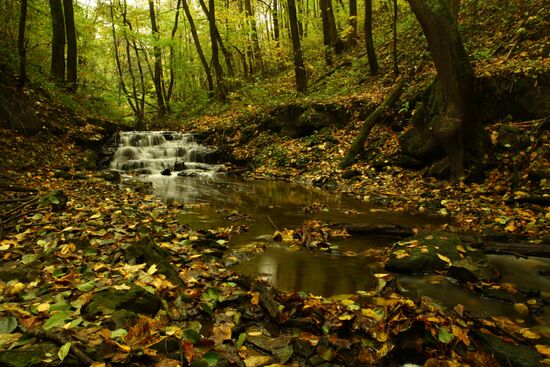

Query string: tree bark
[272,0,280,43]
[17,0,28,90]
[392,0,399,74]
[320,0,343,65]
[405,0,479,180]
[244,0,262,73]
[349,0,357,41]
[148,0,167,117]
[288,0,307,93]
[181,0,214,97]
[364,0,378,75]
[340,80,404,168]
[206,0,226,100]
[49,0,65,83]
[63,0,77,91]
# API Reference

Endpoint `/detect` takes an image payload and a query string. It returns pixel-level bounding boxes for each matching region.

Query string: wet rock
[475,332,544,367]
[106,309,139,330]
[385,232,498,281]
[173,161,187,171]
[82,283,161,319]
[161,168,172,176]
[177,171,199,177]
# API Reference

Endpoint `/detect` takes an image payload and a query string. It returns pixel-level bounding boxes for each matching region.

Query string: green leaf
[236,332,246,348]
[52,267,67,278]
[203,351,219,366]
[58,342,71,361]
[111,329,128,339]
[21,254,39,265]
[76,281,96,292]
[43,311,71,330]
[0,316,18,333]
[201,287,223,304]
[438,326,455,344]
[190,360,209,367]
[183,328,200,344]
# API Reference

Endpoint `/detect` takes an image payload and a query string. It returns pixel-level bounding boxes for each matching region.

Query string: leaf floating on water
[535,345,550,358]
[519,328,541,339]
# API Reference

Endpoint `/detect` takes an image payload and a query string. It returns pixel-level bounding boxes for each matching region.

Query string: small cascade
[110,131,222,176]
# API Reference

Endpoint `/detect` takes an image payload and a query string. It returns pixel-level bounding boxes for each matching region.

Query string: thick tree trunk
[17,0,28,90]
[181,0,214,97]
[405,0,480,180]
[63,0,77,91]
[364,0,378,75]
[288,0,307,93]
[148,0,166,117]
[49,0,65,83]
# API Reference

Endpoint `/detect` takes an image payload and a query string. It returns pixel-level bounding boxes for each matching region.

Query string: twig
[1,196,38,219]
[267,216,280,232]
[25,329,96,366]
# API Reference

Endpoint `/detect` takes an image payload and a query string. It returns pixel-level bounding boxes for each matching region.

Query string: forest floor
[1,1,550,367]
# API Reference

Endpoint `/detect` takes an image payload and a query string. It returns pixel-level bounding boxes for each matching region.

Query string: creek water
[110,131,550,323]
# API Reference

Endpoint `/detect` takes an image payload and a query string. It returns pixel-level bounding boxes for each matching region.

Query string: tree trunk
[17,0,28,90]
[273,0,280,43]
[288,0,307,93]
[364,0,378,75]
[148,0,166,117]
[319,0,342,65]
[63,0,77,91]
[206,0,226,100]
[392,0,399,74]
[181,0,214,97]
[49,0,65,83]
[405,0,480,180]
[244,0,262,73]
[167,0,182,104]
[349,0,357,41]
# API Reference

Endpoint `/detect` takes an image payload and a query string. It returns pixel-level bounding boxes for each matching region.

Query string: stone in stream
[173,161,186,171]
[385,232,499,282]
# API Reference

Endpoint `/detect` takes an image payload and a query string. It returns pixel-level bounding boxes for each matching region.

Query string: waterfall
[110,131,222,177]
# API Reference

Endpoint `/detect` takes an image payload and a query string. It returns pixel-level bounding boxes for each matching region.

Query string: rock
[161,168,172,176]
[99,170,121,184]
[77,149,98,170]
[82,283,161,319]
[177,171,198,177]
[124,238,185,287]
[475,332,544,367]
[39,190,68,211]
[385,232,498,281]
[173,161,186,171]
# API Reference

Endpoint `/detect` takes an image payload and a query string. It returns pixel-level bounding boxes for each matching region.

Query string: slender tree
[319,0,343,65]
[364,0,378,75]
[244,0,262,73]
[181,0,215,96]
[349,0,357,41]
[63,0,77,90]
[392,0,399,74]
[288,0,306,92]
[272,0,280,43]
[205,0,226,100]
[17,0,28,90]
[49,0,65,83]
[148,0,166,117]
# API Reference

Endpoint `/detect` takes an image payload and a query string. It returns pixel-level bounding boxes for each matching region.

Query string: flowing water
[110,131,550,322]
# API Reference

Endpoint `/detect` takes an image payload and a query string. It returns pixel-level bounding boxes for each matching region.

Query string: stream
[110,131,550,324]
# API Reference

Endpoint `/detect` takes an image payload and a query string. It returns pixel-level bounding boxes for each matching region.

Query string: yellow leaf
[339,314,353,320]
[536,345,550,358]
[247,331,263,337]
[250,292,260,305]
[37,303,50,312]
[437,254,452,264]
[147,264,158,275]
[456,245,466,253]
[519,328,541,339]
[374,273,390,278]
[514,303,529,316]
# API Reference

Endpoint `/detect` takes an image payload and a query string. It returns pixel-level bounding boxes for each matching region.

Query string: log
[473,242,550,258]
[236,274,281,321]
[331,223,413,238]
[506,195,550,206]
[339,79,405,168]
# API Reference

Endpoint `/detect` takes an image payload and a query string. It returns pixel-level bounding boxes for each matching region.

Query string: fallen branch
[505,195,550,206]
[236,275,281,321]
[340,79,405,168]
[331,223,413,238]
[25,329,96,366]
[473,242,550,258]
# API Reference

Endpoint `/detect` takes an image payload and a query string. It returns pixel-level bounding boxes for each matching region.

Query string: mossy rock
[82,283,161,320]
[385,232,498,281]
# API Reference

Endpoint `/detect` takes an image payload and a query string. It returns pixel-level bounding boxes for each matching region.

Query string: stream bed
[111,131,550,325]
